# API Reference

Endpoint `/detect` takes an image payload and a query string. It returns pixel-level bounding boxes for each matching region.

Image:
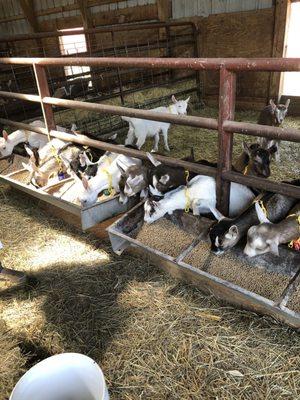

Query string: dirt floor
[1,184,300,400]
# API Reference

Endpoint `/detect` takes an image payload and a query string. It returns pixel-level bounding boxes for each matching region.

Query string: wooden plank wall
[198,7,275,110]
[1,2,282,110]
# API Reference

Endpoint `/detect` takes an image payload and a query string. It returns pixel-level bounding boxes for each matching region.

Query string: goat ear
[229,225,238,235]
[242,141,251,156]
[109,133,117,140]
[149,184,162,196]
[146,152,161,167]
[255,202,270,223]
[171,95,177,104]
[70,123,77,132]
[268,144,278,154]
[185,96,190,103]
[82,176,89,190]
[22,162,33,172]
[2,130,9,141]
[285,98,290,108]
[24,144,34,157]
[266,238,279,256]
[116,160,127,176]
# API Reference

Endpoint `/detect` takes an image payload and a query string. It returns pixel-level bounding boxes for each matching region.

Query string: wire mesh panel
[0,22,203,139]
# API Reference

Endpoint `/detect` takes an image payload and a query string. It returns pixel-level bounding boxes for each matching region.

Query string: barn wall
[197,7,275,109]
[0,1,277,109]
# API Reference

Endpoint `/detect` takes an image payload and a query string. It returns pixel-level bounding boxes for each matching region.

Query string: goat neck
[167,104,179,115]
[6,130,27,146]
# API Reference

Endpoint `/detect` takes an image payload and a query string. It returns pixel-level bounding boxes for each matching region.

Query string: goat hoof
[151,149,158,153]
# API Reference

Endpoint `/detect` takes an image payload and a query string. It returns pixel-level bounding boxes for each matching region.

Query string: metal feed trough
[108,202,300,329]
[0,56,300,325]
[0,155,135,231]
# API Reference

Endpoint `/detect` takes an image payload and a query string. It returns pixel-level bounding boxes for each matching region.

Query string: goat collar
[102,168,113,195]
[253,194,269,220]
[243,164,249,175]
[168,104,176,114]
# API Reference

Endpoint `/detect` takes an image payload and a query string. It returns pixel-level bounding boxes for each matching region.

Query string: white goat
[75,153,142,207]
[122,95,190,152]
[0,120,75,158]
[144,175,255,224]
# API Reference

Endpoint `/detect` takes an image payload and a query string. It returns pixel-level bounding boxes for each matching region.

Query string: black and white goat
[74,153,142,207]
[209,180,300,254]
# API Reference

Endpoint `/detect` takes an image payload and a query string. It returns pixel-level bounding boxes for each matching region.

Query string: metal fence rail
[0,21,202,132]
[0,56,300,215]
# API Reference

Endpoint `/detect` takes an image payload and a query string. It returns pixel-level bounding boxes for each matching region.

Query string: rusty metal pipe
[0,118,217,177]
[223,171,300,199]
[0,91,40,102]
[224,120,300,143]
[44,96,219,129]
[0,90,218,130]
[0,21,196,43]
[1,57,300,72]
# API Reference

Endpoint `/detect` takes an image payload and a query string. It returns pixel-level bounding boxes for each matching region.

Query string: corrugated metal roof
[172,0,273,19]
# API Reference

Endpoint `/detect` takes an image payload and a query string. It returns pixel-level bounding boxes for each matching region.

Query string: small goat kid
[23,139,80,187]
[76,154,142,207]
[122,95,190,152]
[234,142,276,178]
[244,202,300,257]
[258,99,290,161]
[144,175,255,224]
[0,120,48,158]
[209,188,299,255]
[0,120,73,158]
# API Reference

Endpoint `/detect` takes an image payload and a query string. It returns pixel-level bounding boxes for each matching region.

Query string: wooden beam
[269,0,291,100]
[19,0,39,32]
[0,0,131,24]
[157,0,170,21]
[18,0,44,55]
[77,0,94,30]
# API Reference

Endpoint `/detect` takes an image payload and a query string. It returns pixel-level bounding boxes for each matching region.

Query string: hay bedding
[287,285,300,313]
[2,186,300,399]
[184,241,290,301]
[133,218,196,258]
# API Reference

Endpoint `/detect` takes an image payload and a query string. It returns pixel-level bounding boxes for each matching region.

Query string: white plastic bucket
[10,353,109,400]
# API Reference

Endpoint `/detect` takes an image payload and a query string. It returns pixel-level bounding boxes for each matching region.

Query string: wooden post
[33,64,56,136]
[18,0,44,55]
[269,0,291,100]
[76,0,98,93]
[216,66,236,216]
[157,0,170,57]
